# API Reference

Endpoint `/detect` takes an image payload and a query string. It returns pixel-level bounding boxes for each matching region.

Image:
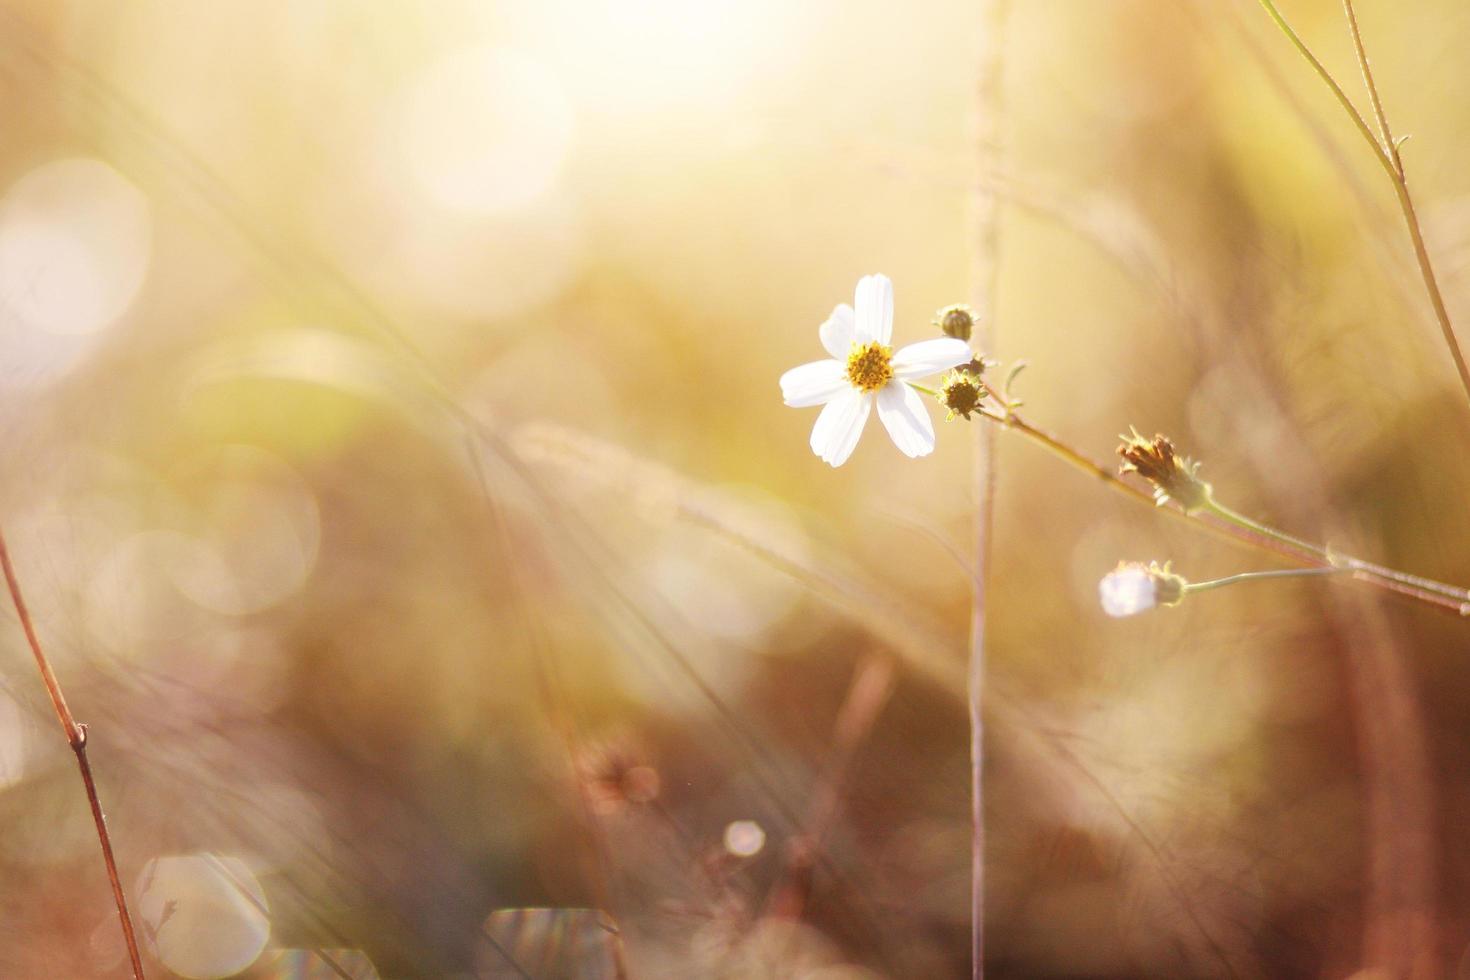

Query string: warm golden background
[2,1,1470,976]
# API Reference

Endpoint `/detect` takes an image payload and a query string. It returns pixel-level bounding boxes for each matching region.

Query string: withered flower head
[937,369,987,420]
[934,303,976,342]
[1117,428,1212,513]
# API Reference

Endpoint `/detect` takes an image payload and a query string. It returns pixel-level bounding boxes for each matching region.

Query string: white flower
[779,274,972,467]
[1098,561,1187,617]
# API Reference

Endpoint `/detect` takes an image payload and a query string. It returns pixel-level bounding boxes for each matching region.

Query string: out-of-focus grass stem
[968,2,1009,976]
[764,655,895,921]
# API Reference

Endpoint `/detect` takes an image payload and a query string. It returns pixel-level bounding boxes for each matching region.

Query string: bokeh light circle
[0,158,150,386]
[723,819,767,858]
[168,444,321,616]
[397,46,573,216]
[136,853,270,979]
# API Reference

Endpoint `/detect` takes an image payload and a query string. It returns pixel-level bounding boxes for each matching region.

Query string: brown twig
[0,528,145,978]
[1256,0,1470,412]
[1339,0,1469,409]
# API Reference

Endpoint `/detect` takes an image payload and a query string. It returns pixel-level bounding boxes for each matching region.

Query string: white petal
[892,337,973,379]
[876,383,936,458]
[810,389,872,467]
[780,359,848,407]
[819,304,856,358]
[853,274,893,344]
[1099,568,1157,617]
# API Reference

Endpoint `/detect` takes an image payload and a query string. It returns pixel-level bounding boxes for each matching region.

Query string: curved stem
[0,529,146,979]
[1204,498,1334,561]
[1184,565,1347,596]
[1255,0,1394,176]
[979,407,1470,615]
[1205,497,1470,605]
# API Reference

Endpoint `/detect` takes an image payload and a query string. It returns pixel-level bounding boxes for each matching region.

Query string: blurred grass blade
[251,949,380,980]
[480,908,621,980]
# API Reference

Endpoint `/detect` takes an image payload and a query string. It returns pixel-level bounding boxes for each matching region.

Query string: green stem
[1255,0,1394,177]
[1203,498,1332,562]
[1340,0,1402,177]
[1184,565,1346,596]
[971,405,1470,615]
[1204,496,1470,605]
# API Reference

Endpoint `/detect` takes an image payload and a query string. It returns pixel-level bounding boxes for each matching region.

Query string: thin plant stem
[1256,0,1470,409]
[975,406,1470,615]
[0,527,146,979]
[1254,0,1393,176]
[1204,497,1470,605]
[1340,0,1401,176]
[1183,565,1347,595]
[1203,498,1334,560]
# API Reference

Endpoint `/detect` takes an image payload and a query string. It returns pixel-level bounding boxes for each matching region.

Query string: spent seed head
[1117,429,1212,513]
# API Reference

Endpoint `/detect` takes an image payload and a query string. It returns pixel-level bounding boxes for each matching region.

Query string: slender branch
[1257,0,1470,411]
[1254,0,1393,176]
[1184,565,1347,595]
[1340,0,1401,176]
[981,408,1470,615]
[1204,496,1470,605]
[1203,498,1332,560]
[0,528,146,978]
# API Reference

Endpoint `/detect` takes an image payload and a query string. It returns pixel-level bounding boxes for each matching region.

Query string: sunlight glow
[397,47,573,216]
[506,0,802,116]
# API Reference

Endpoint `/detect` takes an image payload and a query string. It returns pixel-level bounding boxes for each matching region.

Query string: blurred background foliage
[1,0,1470,976]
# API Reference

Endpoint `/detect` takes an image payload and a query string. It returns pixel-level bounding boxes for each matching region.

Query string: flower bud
[1098,561,1187,617]
[934,303,976,342]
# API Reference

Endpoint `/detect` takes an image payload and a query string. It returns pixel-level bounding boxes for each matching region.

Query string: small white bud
[1099,561,1186,617]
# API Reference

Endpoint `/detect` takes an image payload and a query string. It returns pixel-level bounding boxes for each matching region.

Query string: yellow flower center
[845,341,894,392]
